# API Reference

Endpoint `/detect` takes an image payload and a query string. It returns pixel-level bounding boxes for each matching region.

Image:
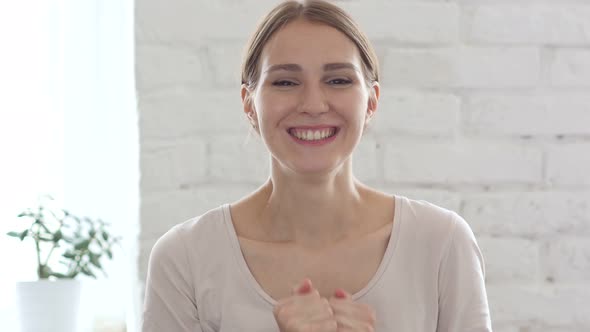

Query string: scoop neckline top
[221,194,403,307]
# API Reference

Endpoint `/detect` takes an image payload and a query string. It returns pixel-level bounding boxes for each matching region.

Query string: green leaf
[61,235,74,244]
[81,266,96,278]
[102,232,109,241]
[17,211,33,218]
[50,272,68,279]
[19,230,29,241]
[53,230,62,242]
[89,229,96,238]
[89,252,102,269]
[106,248,113,259]
[63,252,77,259]
[7,231,21,238]
[38,235,53,242]
[74,239,91,250]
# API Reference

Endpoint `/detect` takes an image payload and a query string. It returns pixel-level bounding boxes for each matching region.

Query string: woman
[142,1,492,331]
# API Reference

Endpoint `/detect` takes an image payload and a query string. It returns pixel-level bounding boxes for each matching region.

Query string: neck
[254,161,371,249]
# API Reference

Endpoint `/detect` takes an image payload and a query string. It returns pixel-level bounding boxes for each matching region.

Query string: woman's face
[243,19,379,176]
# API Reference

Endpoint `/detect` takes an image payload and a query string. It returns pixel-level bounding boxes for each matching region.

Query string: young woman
[142,1,492,331]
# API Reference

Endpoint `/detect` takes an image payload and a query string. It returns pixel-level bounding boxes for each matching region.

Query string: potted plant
[6,195,121,332]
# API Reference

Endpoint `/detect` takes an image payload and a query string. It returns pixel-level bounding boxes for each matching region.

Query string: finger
[332,311,375,332]
[333,288,352,300]
[292,278,313,295]
[305,319,338,332]
[329,300,377,328]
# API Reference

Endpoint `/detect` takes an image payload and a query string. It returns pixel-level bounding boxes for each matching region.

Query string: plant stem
[34,225,42,279]
[44,243,56,268]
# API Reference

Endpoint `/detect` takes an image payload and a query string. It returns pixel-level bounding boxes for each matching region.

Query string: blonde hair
[240,0,379,91]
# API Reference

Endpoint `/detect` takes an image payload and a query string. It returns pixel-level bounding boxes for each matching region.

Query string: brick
[204,41,247,90]
[138,237,158,282]
[140,185,256,239]
[136,44,205,92]
[487,284,590,326]
[373,90,460,137]
[383,140,543,184]
[485,325,518,332]
[140,88,248,139]
[466,5,590,45]
[547,143,590,186]
[209,135,270,183]
[541,237,590,283]
[383,47,540,88]
[138,184,257,279]
[465,95,590,136]
[477,237,539,283]
[140,139,207,191]
[353,136,379,183]
[491,319,589,332]
[340,2,459,44]
[136,0,277,42]
[550,49,590,87]
[462,192,590,237]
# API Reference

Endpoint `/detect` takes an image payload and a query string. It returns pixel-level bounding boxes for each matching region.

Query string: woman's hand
[329,288,377,332]
[273,278,338,332]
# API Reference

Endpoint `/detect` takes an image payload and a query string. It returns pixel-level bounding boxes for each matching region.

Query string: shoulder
[399,195,458,226]
[149,204,230,264]
[397,195,471,245]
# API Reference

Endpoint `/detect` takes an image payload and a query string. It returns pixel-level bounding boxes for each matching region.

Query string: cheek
[331,91,368,117]
[255,92,295,123]
[255,93,297,115]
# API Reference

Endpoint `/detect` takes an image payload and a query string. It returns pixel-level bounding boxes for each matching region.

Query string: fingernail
[298,279,311,293]
[335,289,347,298]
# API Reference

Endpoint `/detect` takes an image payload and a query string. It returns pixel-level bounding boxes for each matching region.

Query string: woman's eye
[272,80,297,87]
[328,79,352,85]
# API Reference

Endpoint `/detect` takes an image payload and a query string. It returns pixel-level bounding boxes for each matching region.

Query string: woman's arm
[141,226,203,332]
[437,213,493,332]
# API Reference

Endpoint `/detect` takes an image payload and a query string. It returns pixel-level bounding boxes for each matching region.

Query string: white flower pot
[16,279,82,332]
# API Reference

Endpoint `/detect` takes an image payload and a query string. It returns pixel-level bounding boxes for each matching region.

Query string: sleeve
[141,226,203,332]
[436,212,493,332]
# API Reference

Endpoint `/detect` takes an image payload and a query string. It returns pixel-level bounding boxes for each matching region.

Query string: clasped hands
[273,278,376,332]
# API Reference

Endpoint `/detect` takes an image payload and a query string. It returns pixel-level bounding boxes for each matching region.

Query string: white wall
[0,1,138,331]
[136,1,590,331]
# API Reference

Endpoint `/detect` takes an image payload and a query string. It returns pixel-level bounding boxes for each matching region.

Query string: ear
[365,81,380,124]
[241,84,257,126]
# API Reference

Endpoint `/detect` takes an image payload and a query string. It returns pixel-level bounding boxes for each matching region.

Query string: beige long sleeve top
[141,195,492,331]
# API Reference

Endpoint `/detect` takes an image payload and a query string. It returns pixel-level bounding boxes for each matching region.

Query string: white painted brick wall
[137,0,590,330]
[384,47,541,88]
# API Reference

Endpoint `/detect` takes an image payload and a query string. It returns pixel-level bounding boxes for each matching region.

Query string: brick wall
[136,0,590,330]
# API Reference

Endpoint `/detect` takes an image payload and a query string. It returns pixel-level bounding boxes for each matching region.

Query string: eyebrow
[264,62,360,74]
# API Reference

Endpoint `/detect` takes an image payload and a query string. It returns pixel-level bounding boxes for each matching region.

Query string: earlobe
[368,82,380,112]
[247,110,257,126]
[241,84,258,128]
[241,84,255,114]
[365,110,374,126]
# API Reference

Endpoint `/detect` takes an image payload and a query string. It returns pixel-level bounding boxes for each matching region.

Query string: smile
[288,127,337,141]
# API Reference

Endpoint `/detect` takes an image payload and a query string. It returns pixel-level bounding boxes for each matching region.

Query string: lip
[288,125,339,130]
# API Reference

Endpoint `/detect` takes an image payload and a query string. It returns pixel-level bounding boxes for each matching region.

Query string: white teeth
[290,128,336,141]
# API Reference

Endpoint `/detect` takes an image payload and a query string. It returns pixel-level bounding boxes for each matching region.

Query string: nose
[298,82,329,115]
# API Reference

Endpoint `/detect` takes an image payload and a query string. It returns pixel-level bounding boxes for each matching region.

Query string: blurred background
[1,0,589,331]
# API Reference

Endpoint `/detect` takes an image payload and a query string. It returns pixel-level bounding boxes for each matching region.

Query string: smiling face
[242,19,379,176]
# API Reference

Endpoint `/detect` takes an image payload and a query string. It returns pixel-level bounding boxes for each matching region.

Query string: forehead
[260,19,361,70]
